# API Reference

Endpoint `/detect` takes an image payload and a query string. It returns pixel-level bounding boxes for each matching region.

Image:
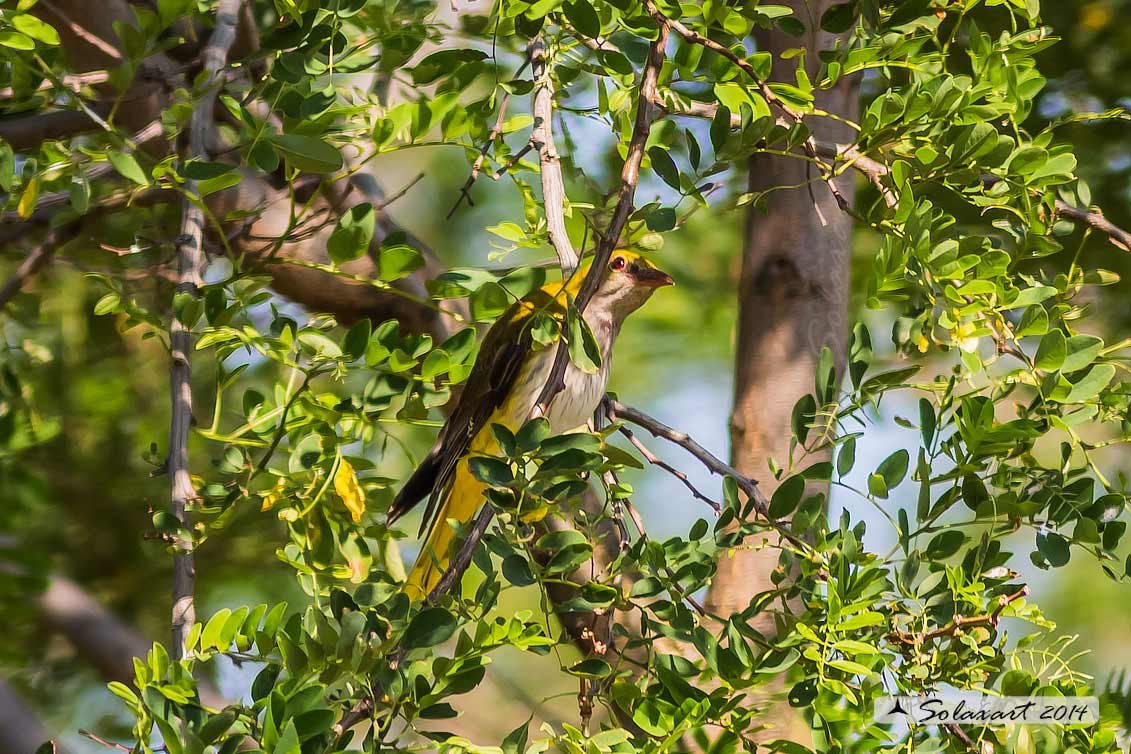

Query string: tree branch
[655,94,1131,247]
[425,505,496,604]
[0,226,77,308]
[644,1,847,217]
[1052,199,1131,251]
[531,23,668,417]
[167,0,242,660]
[0,121,166,234]
[0,108,103,151]
[530,38,580,273]
[36,576,226,705]
[0,680,61,754]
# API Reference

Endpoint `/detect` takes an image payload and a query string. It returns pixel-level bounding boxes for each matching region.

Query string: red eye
[611,257,626,271]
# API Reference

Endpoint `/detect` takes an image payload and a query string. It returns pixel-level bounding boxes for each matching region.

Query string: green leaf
[0,30,35,50]
[202,608,232,649]
[791,394,816,444]
[1034,330,1066,371]
[108,151,148,185]
[466,283,508,323]
[648,146,681,190]
[343,319,371,360]
[1029,152,1077,183]
[962,474,990,510]
[919,398,936,448]
[819,3,855,33]
[379,241,424,281]
[412,49,487,85]
[1016,305,1048,337]
[297,330,342,358]
[536,529,587,551]
[645,207,676,232]
[1060,335,1103,373]
[273,719,301,754]
[566,304,602,374]
[93,293,120,316]
[502,554,535,586]
[815,346,836,404]
[925,530,967,559]
[567,658,611,678]
[868,449,908,499]
[182,160,234,180]
[1036,532,1070,567]
[836,437,856,477]
[710,105,732,152]
[564,0,600,37]
[502,720,530,754]
[768,475,804,519]
[788,679,817,707]
[516,417,552,452]
[11,14,60,45]
[267,134,343,173]
[1063,364,1115,403]
[328,203,376,264]
[468,456,513,486]
[404,607,458,648]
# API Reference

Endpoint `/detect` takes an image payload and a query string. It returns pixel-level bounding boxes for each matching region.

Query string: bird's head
[578,250,673,321]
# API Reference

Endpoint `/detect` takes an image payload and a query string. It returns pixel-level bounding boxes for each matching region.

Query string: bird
[387,250,673,599]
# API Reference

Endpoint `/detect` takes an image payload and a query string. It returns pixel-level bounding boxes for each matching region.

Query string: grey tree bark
[706,0,859,741]
[0,681,57,754]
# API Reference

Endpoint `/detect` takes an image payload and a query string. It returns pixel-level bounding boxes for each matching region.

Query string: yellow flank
[403,426,498,600]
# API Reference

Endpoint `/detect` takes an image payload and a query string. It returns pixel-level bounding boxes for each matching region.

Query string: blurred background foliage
[2,0,1131,751]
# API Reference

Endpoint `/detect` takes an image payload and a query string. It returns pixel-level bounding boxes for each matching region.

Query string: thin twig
[890,586,1029,645]
[490,141,536,180]
[447,92,512,219]
[375,172,425,211]
[944,722,979,752]
[1053,200,1131,251]
[425,504,495,604]
[617,424,721,513]
[658,95,1131,237]
[605,398,766,514]
[248,371,314,481]
[167,0,243,660]
[611,485,707,618]
[37,0,123,60]
[79,729,132,752]
[0,70,109,98]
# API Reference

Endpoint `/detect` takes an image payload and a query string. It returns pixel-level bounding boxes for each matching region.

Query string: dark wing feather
[387,292,551,532]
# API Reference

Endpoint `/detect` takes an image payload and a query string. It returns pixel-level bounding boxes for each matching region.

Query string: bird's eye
[610,257,627,271]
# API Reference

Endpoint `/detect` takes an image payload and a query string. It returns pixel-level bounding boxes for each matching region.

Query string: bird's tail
[403,457,486,601]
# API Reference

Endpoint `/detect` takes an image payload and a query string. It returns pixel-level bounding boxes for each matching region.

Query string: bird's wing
[387,291,558,533]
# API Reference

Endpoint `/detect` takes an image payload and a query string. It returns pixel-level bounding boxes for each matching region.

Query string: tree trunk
[707,1,859,741]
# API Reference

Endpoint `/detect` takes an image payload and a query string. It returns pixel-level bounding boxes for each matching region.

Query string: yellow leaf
[17,176,38,218]
[334,458,366,523]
